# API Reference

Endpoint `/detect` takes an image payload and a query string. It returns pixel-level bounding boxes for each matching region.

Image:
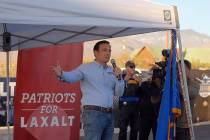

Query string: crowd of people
[0,40,198,140]
[52,40,199,140]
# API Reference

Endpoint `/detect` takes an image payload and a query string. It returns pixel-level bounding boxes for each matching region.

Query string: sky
[155,0,210,36]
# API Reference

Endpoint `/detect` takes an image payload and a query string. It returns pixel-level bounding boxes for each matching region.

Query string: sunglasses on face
[129,65,135,69]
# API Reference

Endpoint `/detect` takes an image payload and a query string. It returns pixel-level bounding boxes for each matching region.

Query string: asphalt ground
[0,123,210,140]
[80,122,210,140]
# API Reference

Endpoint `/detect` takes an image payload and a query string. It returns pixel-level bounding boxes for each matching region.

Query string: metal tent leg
[177,29,195,140]
[3,24,12,140]
[6,51,11,140]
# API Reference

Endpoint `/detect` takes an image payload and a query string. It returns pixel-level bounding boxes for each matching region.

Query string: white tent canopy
[0,0,177,51]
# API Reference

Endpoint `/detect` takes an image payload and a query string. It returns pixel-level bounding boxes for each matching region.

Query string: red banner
[14,44,83,140]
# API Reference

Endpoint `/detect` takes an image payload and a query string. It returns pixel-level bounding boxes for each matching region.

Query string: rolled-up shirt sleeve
[61,65,84,83]
[114,77,125,96]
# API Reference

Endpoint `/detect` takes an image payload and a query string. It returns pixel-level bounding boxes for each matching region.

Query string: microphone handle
[112,63,116,69]
[114,68,121,81]
[111,62,121,80]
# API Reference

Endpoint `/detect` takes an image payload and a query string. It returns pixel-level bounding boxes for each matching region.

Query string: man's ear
[93,50,97,57]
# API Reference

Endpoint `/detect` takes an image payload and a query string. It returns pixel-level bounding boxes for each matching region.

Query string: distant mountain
[131,29,210,48]
[84,29,210,58]
[0,51,18,64]
[180,30,210,48]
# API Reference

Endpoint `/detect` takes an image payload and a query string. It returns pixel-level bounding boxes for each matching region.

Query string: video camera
[153,49,170,80]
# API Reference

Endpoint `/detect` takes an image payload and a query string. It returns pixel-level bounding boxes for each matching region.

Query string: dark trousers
[118,106,139,140]
[139,116,157,140]
[176,127,190,140]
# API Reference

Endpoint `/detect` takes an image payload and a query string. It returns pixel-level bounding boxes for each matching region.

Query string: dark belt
[83,105,112,113]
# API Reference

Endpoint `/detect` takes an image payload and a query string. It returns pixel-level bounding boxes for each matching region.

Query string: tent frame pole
[6,51,11,140]
[2,23,11,140]
[177,30,195,140]
[173,6,195,140]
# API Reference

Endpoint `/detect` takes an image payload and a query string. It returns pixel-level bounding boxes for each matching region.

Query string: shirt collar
[93,61,108,69]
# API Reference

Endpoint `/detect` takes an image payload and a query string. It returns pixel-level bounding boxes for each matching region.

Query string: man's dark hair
[93,40,110,51]
[184,59,191,70]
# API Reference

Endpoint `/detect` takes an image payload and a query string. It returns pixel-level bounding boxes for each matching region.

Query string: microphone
[110,59,121,80]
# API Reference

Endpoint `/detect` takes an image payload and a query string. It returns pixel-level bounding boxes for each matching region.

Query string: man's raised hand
[52,61,62,77]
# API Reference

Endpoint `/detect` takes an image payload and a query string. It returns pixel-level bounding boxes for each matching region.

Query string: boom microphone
[110,59,121,80]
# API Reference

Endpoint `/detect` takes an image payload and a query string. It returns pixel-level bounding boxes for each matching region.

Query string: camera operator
[138,68,163,140]
[138,49,169,140]
[118,60,141,140]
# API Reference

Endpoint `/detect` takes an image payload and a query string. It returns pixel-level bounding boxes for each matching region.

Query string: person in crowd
[0,103,6,126]
[138,68,163,140]
[118,60,141,140]
[52,40,125,140]
[0,97,6,126]
[176,60,199,140]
